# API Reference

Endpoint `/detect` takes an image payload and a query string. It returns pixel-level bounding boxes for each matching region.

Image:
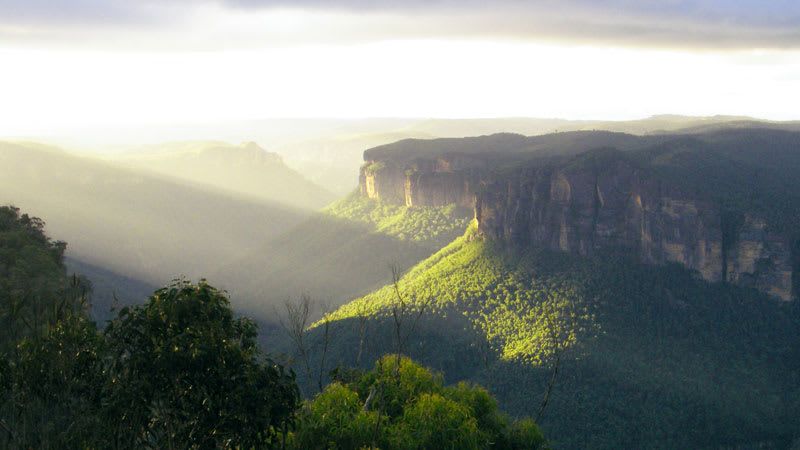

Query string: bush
[291,355,547,449]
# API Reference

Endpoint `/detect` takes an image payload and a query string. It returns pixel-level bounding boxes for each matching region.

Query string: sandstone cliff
[359,142,798,301]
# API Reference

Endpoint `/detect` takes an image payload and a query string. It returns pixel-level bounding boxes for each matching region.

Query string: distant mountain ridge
[113,140,335,210]
[0,141,310,319]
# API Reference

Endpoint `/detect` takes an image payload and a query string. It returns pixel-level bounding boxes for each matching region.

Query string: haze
[2,1,800,147]
[4,2,800,448]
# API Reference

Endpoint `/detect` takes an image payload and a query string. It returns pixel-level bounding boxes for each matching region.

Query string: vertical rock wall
[359,155,798,301]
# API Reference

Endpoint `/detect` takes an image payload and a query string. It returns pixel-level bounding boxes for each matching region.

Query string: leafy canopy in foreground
[2,277,300,449]
[0,205,90,353]
[290,355,547,450]
[102,279,300,449]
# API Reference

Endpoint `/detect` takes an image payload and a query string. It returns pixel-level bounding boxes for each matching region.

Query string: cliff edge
[358,131,800,301]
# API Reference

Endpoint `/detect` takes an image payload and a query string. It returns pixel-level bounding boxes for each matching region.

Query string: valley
[2,117,799,449]
[4,1,800,447]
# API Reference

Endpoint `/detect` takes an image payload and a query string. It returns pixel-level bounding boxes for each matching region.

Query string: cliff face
[475,161,796,300]
[360,156,482,208]
[359,154,798,301]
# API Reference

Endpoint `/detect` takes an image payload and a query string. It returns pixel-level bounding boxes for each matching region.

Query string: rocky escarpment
[359,156,482,208]
[474,158,796,301]
[359,147,799,301]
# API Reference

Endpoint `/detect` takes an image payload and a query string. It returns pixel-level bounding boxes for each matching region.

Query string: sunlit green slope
[325,192,472,246]
[318,224,800,450]
[213,193,472,320]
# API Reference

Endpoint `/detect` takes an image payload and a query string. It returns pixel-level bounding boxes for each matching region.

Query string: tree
[291,355,547,450]
[388,264,431,377]
[0,206,97,448]
[279,295,314,392]
[395,392,482,450]
[483,281,585,422]
[0,206,89,353]
[102,279,300,449]
[279,295,338,395]
[8,315,104,447]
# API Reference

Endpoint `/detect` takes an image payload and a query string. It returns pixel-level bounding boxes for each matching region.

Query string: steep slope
[113,141,335,210]
[214,193,472,318]
[317,223,800,449]
[360,129,800,301]
[0,142,308,318]
[302,128,800,448]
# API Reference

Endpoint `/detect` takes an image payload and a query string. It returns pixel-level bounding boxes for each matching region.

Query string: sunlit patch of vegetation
[325,193,472,247]
[318,219,800,449]
[325,222,596,365]
[363,161,387,175]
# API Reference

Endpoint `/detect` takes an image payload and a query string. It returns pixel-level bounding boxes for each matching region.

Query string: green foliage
[320,223,800,449]
[0,206,90,352]
[396,392,482,450]
[631,131,800,235]
[507,419,547,450]
[0,357,8,400]
[289,382,383,449]
[325,193,472,246]
[291,355,546,450]
[355,355,445,418]
[0,206,99,447]
[328,222,595,364]
[7,315,104,447]
[102,279,300,449]
[218,191,474,323]
[364,161,387,175]
[1,268,300,448]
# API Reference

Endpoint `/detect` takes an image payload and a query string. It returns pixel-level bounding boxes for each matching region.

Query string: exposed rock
[358,150,798,301]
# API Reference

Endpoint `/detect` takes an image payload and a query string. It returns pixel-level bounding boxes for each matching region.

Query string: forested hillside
[293,127,800,448]
[311,223,800,449]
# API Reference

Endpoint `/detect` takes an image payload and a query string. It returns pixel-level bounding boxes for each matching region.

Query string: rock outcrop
[359,156,482,208]
[359,150,798,301]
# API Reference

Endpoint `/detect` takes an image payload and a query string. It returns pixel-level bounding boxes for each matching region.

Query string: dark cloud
[1,0,799,49]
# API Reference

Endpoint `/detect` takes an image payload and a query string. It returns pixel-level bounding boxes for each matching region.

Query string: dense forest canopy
[309,221,800,449]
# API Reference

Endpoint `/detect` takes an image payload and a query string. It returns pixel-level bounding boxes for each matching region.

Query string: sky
[1,0,799,136]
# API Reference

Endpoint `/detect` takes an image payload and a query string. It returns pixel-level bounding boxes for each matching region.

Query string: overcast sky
[1,1,799,135]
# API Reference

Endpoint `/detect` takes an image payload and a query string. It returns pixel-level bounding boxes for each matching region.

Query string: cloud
[0,0,155,25]
[1,0,799,49]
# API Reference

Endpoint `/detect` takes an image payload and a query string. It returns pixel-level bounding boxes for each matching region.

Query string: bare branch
[278,295,313,392]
